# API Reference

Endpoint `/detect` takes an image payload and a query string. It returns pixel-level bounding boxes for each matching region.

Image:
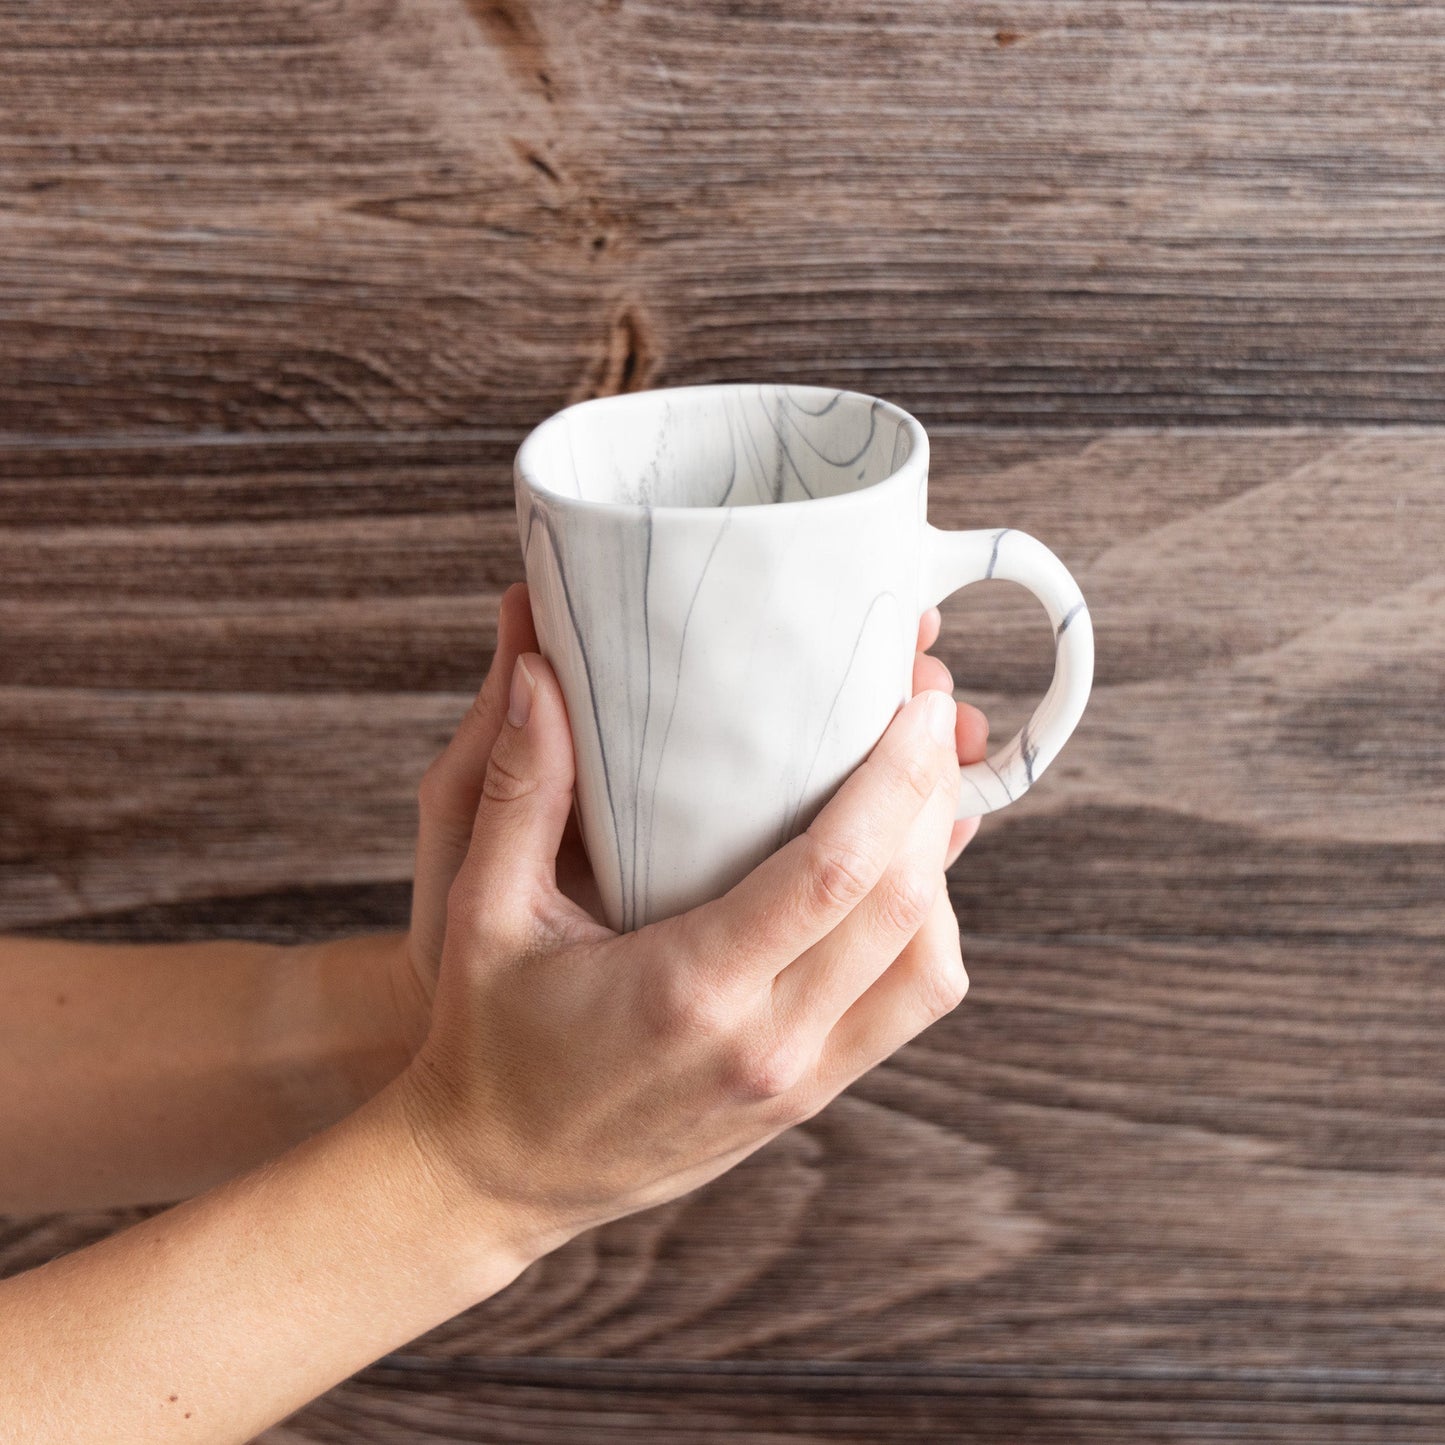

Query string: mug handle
[922,525,1094,819]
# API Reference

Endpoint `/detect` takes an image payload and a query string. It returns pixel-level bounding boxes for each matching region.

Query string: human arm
[0,586,981,1214]
[0,930,418,1214]
[0,623,977,1441]
[0,1075,516,1442]
[0,582,560,1213]
[0,587,601,1215]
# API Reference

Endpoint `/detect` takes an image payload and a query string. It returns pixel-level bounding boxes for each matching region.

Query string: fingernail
[508,656,535,728]
[924,689,956,747]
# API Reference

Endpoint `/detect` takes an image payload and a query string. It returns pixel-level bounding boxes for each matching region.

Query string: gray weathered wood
[271,1359,1445,1444]
[4,2,1445,430]
[4,0,1445,1435]
[3,427,1441,1441]
[4,428,1440,925]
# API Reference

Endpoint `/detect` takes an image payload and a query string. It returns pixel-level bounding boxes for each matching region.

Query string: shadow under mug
[514,383,1093,934]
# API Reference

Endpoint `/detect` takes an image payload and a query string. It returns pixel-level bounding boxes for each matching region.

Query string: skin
[0,584,989,1441]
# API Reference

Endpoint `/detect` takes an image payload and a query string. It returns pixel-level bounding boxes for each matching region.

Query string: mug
[513,383,1093,934]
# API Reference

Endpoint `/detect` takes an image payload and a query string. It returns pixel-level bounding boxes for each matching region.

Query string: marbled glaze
[515,384,1092,932]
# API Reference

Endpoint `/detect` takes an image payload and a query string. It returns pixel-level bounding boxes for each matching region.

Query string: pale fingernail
[924,689,957,746]
[508,656,535,728]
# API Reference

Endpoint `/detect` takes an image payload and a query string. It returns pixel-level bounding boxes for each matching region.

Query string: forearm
[0,1075,533,1444]
[0,931,420,1211]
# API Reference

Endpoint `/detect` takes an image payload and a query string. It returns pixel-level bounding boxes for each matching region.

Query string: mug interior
[517,384,917,509]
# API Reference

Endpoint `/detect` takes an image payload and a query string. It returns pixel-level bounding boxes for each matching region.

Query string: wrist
[390,1050,573,1274]
[379,1062,557,1297]
[254,933,421,1145]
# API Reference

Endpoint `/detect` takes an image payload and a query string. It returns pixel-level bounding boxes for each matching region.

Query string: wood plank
[10,925,1445,1383]
[5,428,1438,697]
[1,931,1440,1390]
[0,433,520,691]
[5,3,1445,429]
[0,432,518,526]
[3,428,1439,923]
[2,427,1442,1429]
[267,1359,1445,1444]
[5,4,1443,1436]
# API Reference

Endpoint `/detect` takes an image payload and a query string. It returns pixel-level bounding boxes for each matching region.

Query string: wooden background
[2,1,1443,1439]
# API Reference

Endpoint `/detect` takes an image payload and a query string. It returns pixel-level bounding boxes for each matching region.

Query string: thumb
[456,651,577,943]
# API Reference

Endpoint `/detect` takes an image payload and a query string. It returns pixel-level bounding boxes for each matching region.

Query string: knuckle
[876,867,937,937]
[648,971,734,1043]
[446,871,530,954]
[938,756,962,798]
[481,749,538,805]
[923,953,970,1018]
[724,1034,810,1103]
[884,746,936,805]
[469,681,495,725]
[805,832,878,913]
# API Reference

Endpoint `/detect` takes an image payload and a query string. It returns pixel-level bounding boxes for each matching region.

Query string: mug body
[514,383,929,933]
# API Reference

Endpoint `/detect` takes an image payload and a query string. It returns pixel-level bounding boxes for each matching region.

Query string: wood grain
[3,428,1438,926]
[5,2,1445,430]
[3,427,1441,1440]
[267,1359,1445,1444]
[4,0,1444,1436]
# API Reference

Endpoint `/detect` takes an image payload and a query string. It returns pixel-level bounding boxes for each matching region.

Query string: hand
[388,588,989,1067]
[915,603,991,868]
[386,583,600,1054]
[395,641,979,1261]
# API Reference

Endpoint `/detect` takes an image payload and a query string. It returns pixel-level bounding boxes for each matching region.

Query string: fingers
[911,642,989,873]
[917,605,941,653]
[447,650,579,950]
[419,583,539,840]
[771,738,959,1041]
[944,816,981,871]
[912,651,952,698]
[411,582,539,965]
[911,659,986,761]
[945,703,989,869]
[912,641,988,764]
[954,700,988,761]
[813,883,968,1095]
[672,688,959,988]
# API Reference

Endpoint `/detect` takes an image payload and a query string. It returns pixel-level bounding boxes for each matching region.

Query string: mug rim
[513,381,929,517]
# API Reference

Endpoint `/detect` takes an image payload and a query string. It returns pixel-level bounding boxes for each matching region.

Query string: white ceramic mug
[514,383,1093,933]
